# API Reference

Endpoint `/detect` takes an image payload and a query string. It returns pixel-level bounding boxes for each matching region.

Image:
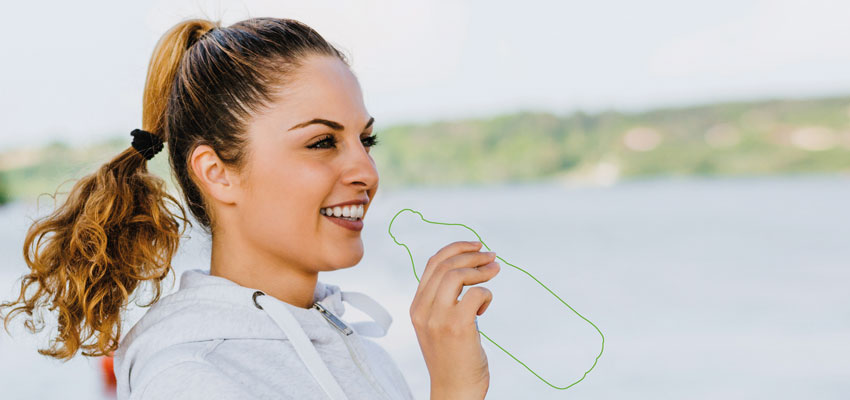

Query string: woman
[0,17,500,399]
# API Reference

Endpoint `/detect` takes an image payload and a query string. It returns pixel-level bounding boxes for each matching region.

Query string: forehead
[270,55,368,123]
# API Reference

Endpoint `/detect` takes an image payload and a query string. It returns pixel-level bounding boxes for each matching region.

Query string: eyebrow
[289,116,375,132]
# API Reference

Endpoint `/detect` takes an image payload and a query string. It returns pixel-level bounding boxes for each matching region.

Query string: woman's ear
[189,144,241,205]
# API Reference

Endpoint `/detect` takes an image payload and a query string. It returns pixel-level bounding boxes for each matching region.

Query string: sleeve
[136,361,254,400]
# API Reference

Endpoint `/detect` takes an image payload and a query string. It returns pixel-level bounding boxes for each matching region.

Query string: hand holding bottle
[409,241,501,399]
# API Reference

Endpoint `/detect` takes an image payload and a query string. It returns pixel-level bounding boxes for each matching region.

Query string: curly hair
[0,17,349,360]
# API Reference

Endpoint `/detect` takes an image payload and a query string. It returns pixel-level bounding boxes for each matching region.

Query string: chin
[317,248,363,270]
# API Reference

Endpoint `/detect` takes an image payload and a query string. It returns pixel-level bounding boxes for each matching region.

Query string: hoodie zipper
[314,302,353,335]
[313,302,393,400]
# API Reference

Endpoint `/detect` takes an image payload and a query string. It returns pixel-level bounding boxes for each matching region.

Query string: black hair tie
[130,129,164,160]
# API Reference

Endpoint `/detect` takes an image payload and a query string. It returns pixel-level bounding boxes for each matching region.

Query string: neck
[209,233,318,309]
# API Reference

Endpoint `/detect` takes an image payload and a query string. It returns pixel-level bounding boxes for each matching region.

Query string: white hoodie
[113,268,416,400]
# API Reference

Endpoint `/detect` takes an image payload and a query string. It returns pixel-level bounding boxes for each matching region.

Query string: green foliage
[0,172,9,205]
[369,96,850,188]
[2,95,850,201]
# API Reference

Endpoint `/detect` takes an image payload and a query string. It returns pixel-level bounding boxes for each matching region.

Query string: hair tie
[130,129,164,160]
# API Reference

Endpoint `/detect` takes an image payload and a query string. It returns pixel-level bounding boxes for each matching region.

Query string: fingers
[458,286,494,324]
[412,241,482,318]
[418,241,482,293]
[420,251,497,310]
[433,260,500,311]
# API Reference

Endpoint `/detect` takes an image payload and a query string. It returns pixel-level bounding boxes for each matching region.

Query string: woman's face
[232,54,378,273]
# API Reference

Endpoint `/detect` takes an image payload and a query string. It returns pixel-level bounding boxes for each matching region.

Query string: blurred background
[1,0,849,399]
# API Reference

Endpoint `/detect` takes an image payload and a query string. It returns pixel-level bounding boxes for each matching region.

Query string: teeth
[321,204,364,220]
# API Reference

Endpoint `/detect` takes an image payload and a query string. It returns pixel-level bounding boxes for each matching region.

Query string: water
[1,175,848,399]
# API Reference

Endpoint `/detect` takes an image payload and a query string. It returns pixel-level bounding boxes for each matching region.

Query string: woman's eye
[308,134,380,150]
[361,134,380,147]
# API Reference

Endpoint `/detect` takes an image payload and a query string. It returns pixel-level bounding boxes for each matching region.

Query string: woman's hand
[409,240,501,400]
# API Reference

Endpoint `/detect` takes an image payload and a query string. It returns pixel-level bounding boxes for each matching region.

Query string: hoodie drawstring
[253,291,350,400]
[339,291,393,338]
[251,289,395,400]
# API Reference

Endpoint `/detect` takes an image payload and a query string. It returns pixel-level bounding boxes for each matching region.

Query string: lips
[322,212,363,231]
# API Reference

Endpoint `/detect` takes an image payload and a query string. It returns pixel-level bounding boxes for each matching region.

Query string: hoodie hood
[113,268,349,395]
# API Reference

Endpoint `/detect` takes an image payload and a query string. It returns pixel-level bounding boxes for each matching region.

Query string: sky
[1,0,850,151]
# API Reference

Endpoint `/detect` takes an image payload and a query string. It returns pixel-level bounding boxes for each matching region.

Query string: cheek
[240,156,334,243]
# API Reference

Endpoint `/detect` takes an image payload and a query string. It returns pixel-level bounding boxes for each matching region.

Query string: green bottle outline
[388,208,605,390]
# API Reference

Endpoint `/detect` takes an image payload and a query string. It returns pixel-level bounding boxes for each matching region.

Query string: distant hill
[1,95,849,203]
[0,172,9,205]
[371,95,850,187]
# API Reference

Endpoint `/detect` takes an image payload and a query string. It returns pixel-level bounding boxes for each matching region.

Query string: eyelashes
[308,134,380,150]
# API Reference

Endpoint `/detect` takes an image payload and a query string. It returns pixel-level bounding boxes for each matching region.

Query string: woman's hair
[0,17,349,360]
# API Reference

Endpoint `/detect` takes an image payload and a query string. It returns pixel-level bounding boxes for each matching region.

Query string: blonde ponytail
[0,19,220,360]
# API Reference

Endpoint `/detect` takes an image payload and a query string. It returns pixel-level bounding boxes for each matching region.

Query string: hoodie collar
[114,268,346,394]
[178,268,347,315]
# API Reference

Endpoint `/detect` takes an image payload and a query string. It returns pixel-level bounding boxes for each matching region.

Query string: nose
[340,136,379,189]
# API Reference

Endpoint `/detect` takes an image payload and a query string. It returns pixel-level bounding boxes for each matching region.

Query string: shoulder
[130,338,312,400]
[136,358,252,400]
[131,339,253,400]
[356,336,416,400]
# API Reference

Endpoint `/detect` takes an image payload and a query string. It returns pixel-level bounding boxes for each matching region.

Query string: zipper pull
[314,302,354,336]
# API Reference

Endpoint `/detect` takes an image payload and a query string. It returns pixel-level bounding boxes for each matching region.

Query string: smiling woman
[198,51,381,309]
[0,17,413,400]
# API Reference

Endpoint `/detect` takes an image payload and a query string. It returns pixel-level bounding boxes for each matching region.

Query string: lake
[1,175,848,399]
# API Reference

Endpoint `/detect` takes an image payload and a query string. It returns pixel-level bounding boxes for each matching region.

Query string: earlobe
[190,144,239,205]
